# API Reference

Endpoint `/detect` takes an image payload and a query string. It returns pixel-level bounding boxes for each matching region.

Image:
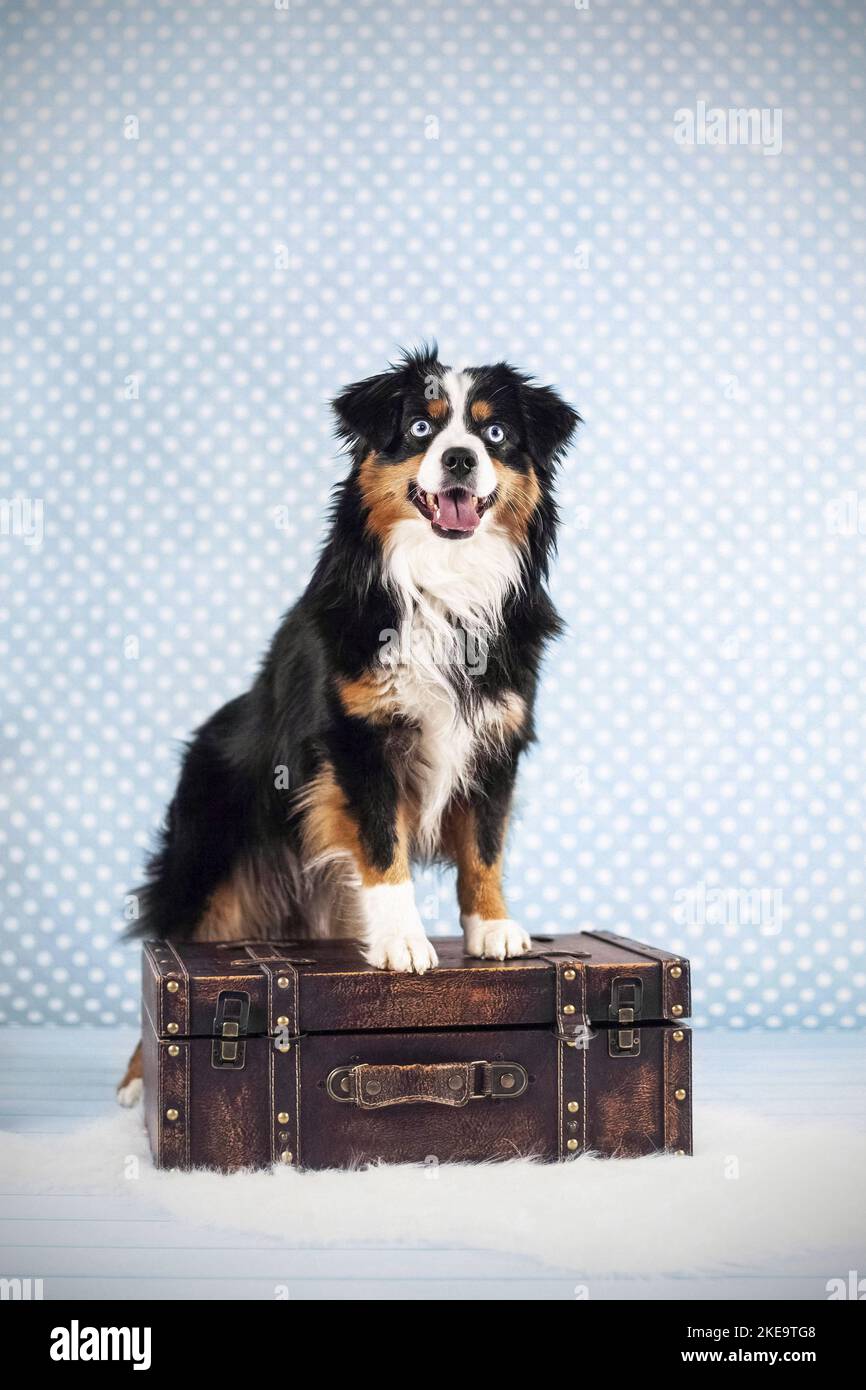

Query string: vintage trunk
[141,932,692,1171]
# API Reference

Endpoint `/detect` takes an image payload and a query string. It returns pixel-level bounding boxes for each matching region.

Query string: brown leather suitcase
[141,932,692,1170]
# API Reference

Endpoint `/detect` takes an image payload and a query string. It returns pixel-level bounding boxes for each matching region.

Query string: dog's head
[333,346,579,548]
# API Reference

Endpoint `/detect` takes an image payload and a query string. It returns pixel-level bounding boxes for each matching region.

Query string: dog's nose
[442,448,477,481]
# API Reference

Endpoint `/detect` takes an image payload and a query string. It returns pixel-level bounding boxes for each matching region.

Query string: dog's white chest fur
[391,653,478,851]
[382,516,523,852]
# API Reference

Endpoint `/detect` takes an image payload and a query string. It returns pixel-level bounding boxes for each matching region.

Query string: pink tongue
[437,490,480,532]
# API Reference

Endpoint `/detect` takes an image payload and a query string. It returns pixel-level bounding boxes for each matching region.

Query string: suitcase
[141,931,693,1170]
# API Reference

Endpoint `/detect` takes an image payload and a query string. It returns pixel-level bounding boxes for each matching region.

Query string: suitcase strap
[247,951,302,1167]
[326,1060,529,1109]
[549,956,589,1159]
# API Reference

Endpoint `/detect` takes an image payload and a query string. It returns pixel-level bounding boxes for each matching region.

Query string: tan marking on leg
[193,856,296,942]
[358,451,425,543]
[117,1038,143,1102]
[119,1039,142,1088]
[442,802,509,920]
[193,879,245,941]
[302,764,410,887]
[470,399,494,422]
[337,672,398,722]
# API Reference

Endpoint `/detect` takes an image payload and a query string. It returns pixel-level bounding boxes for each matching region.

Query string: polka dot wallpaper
[1,0,864,1028]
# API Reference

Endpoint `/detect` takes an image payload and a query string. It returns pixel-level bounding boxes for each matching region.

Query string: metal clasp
[472,1061,529,1100]
[608,976,642,1057]
[212,990,250,1069]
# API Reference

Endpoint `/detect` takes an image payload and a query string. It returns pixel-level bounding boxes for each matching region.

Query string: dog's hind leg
[116,1039,143,1107]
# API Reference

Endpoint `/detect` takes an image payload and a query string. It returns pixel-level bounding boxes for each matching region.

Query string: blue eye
[410,419,433,438]
[485,423,505,445]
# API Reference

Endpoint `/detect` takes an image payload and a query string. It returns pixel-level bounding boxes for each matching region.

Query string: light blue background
[1,0,864,1027]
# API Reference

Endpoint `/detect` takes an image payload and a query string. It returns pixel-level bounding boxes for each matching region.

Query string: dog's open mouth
[409,483,495,539]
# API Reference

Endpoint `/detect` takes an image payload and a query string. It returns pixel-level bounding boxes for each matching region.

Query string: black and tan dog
[119,346,578,1102]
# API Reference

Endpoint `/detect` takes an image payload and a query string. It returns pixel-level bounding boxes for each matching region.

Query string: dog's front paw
[361,881,438,974]
[364,932,439,974]
[461,915,531,961]
[116,1077,143,1108]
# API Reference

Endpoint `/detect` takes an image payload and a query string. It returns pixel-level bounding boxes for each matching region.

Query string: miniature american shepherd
[118,346,579,1101]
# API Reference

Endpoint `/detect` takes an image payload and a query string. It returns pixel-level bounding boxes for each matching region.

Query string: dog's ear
[332,366,408,453]
[518,380,580,472]
[333,344,441,452]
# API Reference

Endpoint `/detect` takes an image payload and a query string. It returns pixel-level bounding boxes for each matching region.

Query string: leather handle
[326,1061,528,1108]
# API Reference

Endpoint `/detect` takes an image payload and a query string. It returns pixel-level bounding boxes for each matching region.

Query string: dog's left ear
[519,381,581,472]
[332,366,407,453]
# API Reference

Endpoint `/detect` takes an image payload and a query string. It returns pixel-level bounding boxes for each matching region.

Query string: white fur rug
[2,1106,863,1274]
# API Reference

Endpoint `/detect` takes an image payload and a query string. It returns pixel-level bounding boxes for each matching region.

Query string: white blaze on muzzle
[416,369,498,504]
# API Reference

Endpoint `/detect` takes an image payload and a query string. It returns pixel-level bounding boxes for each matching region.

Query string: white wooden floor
[0,1027,863,1300]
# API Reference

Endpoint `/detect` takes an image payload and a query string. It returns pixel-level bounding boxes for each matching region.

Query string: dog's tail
[125,697,256,941]
[125,802,216,941]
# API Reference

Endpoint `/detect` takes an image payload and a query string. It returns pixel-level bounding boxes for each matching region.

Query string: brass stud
[165,1107,179,1121]
[276,1015,289,1027]
[674,1149,686,1156]
[277,1111,289,1125]
[166,980,179,993]
[275,1041,291,1053]
[166,1022,179,1035]
[499,1073,515,1090]
[566,1139,579,1152]
[674,1088,687,1101]
[565,1039,577,1048]
[671,1004,684,1017]
[276,976,290,989]
[672,1030,684,1042]
[563,968,576,981]
[563,1003,576,1016]
[670,965,683,979]
[567,1100,580,1113]
[365,1080,381,1096]
[339,1075,350,1093]
[168,1044,179,1057]
[280,1151,293,1165]
[448,1074,463,1091]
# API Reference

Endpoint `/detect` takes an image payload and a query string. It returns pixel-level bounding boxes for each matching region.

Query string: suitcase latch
[212,990,251,1069]
[608,976,642,1057]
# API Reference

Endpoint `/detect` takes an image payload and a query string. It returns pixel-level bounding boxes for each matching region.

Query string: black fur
[129,346,580,941]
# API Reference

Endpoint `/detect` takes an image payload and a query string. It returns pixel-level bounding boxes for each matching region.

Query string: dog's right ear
[332,366,407,453]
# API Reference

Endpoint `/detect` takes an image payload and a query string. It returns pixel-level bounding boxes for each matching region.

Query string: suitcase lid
[142,932,691,1038]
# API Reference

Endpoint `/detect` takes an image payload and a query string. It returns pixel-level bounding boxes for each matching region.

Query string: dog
[117,346,579,1102]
